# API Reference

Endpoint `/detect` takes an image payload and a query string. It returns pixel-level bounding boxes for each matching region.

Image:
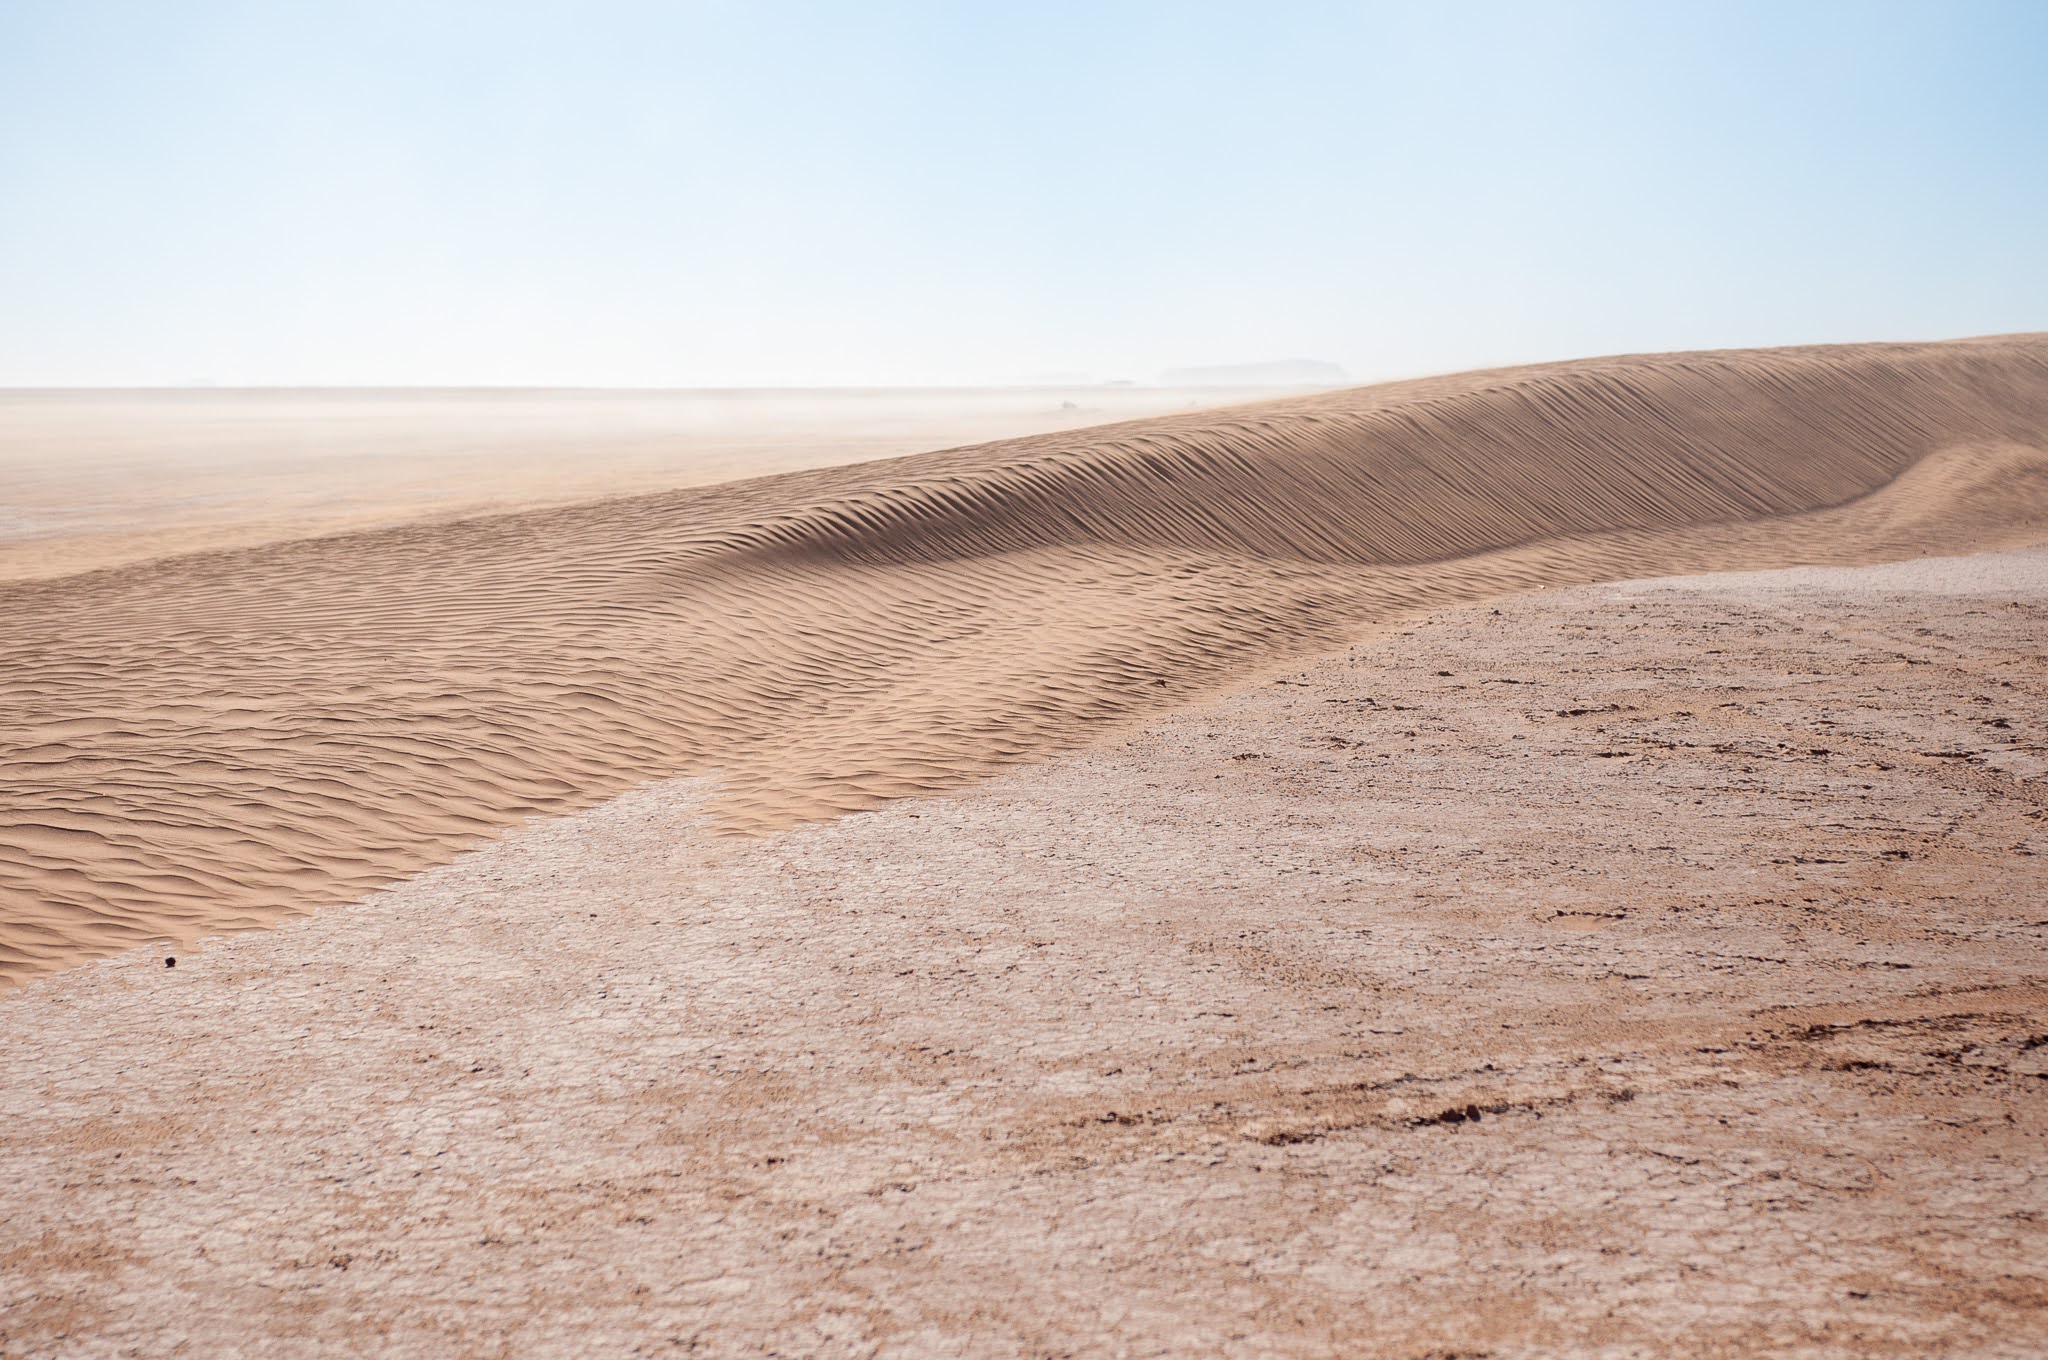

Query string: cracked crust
[4,549,2044,1356]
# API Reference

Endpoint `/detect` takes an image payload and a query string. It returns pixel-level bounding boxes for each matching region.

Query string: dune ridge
[4,335,2047,984]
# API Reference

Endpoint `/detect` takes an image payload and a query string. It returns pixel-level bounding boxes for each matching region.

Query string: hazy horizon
[4,331,2044,394]
[4,1,2044,388]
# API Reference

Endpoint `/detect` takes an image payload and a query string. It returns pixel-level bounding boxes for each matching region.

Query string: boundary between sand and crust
[7,335,2048,985]
[8,541,2047,994]
[4,546,2045,1356]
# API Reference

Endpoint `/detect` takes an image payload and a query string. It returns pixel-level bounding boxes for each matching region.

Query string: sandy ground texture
[7,335,2048,985]
[4,548,2044,1359]
[0,385,1259,582]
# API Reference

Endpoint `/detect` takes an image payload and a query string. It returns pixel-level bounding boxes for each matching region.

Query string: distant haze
[1,1,2043,388]
[1160,361,1349,388]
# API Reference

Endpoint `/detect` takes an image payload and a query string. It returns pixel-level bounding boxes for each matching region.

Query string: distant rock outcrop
[1159,359,1348,388]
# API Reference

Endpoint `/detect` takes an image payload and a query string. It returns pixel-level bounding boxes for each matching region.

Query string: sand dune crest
[3,335,2046,984]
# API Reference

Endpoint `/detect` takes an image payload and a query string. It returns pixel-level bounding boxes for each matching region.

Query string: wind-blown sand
[4,335,2047,985]
[2,549,2042,1356]
[0,384,1253,582]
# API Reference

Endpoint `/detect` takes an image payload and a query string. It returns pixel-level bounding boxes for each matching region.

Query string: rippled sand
[0,384,1248,581]
[3,549,2042,1356]
[3,335,2046,984]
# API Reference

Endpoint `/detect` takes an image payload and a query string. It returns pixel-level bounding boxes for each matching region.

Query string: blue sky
[1,0,2043,386]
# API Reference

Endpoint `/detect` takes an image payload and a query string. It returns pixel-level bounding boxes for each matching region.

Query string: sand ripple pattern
[5,336,2048,984]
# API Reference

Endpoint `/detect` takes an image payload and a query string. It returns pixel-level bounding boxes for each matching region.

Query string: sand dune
[6,549,2044,1355]
[0,384,1250,581]
[4,334,2046,984]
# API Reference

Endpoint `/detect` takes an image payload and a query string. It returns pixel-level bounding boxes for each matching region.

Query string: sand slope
[0,385,1257,581]
[3,335,2046,983]
[4,551,2044,1356]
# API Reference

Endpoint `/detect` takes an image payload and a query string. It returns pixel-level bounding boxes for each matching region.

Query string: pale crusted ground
[3,550,2046,1358]
[10,338,2048,986]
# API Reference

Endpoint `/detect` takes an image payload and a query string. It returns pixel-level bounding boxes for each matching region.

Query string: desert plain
[3,336,2046,1357]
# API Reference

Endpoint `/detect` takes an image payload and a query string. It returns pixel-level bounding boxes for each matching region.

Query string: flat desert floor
[3,549,2044,1357]
[0,385,1257,581]
[3,336,2047,1356]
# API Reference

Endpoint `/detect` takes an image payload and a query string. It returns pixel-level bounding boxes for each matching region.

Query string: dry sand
[3,335,2048,1354]
[0,384,1254,582]
[3,548,2044,1357]
[5,335,2048,985]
